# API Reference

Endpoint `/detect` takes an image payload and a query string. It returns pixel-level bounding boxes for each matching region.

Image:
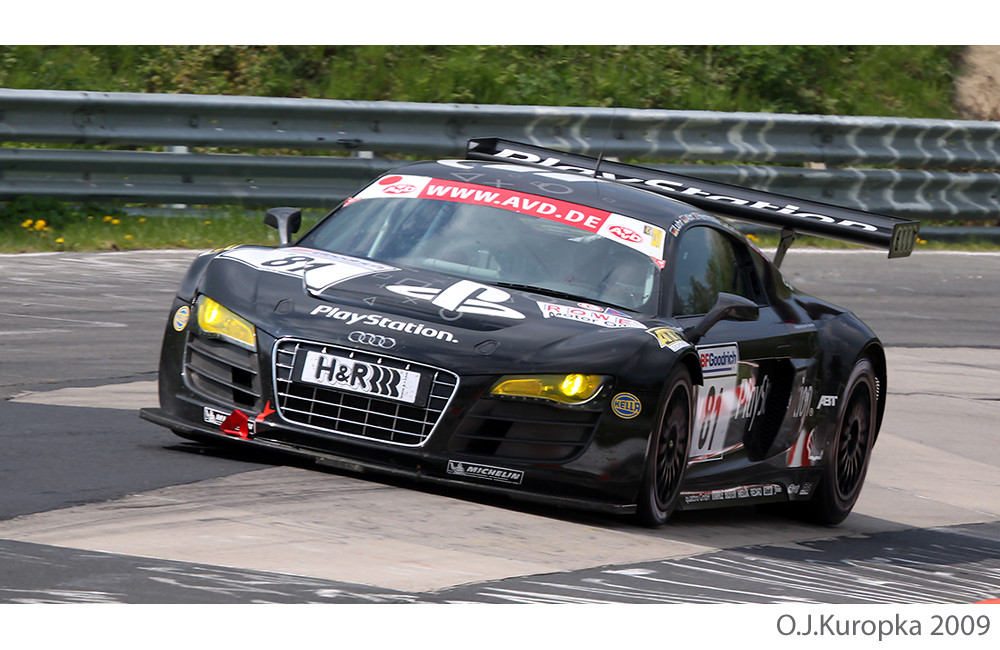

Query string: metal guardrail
[0,147,390,206]
[1,88,999,228]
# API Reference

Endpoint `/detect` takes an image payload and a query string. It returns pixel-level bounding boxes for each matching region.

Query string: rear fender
[862,342,887,439]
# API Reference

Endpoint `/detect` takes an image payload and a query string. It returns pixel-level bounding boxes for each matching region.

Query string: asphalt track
[1,248,999,611]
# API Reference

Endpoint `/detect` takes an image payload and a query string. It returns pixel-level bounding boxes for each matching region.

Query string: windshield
[299,178,664,313]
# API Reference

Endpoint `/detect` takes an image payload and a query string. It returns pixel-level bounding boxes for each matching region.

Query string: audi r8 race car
[140,138,919,526]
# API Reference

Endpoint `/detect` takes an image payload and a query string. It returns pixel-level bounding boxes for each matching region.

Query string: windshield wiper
[493,282,632,312]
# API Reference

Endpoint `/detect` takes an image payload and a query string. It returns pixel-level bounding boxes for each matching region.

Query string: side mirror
[264,207,302,245]
[683,292,759,344]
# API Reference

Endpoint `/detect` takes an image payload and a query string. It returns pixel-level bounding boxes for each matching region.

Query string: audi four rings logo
[349,331,396,348]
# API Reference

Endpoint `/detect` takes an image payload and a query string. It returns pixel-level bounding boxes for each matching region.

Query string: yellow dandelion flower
[103,216,113,222]
[111,219,121,225]
[124,234,134,239]
[56,238,65,244]
[203,220,212,226]
[139,217,147,223]
[917,238,927,245]
[34,220,47,230]
[21,219,33,228]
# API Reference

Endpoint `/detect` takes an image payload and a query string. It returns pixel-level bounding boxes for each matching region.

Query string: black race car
[140,138,919,526]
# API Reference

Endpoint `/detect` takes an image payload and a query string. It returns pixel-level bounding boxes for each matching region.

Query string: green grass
[0,197,324,254]
[0,45,964,118]
[2,213,271,254]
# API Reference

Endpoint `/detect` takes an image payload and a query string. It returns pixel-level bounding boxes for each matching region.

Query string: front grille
[272,339,459,447]
[184,333,262,408]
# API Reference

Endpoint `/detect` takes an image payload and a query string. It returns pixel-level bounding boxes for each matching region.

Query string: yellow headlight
[490,373,605,405]
[196,295,257,349]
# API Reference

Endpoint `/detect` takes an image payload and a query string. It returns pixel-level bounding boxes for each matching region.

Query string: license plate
[296,350,424,404]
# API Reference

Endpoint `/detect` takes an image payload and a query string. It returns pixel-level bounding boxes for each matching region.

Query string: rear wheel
[636,367,692,527]
[807,358,877,525]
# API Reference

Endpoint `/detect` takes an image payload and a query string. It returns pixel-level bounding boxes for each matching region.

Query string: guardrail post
[167,145,190,209]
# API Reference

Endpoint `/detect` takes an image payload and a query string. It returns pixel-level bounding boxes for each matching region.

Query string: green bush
[0,45,964,118]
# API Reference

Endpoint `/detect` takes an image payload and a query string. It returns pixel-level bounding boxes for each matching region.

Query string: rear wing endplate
[466,137,919,259]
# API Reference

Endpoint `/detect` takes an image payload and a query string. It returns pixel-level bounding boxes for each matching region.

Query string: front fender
[176,248,228,302]
[624,326,703,389]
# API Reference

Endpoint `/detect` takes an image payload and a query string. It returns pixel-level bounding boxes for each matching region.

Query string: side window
[672,226,757,316]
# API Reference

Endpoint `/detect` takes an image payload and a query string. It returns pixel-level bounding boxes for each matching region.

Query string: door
[670,225,817,465]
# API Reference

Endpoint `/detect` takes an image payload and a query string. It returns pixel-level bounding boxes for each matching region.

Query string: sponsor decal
[607,224,642,243]
[297,350,423,404]
[378,175,418,194]
[819,394,839,408]
[354,174,665,259]
[733,374,770,429]
[646,326,691,352]
[668,212,714,236]
[537,302,644,329]
[691,343,741,460]
[793,379,814,418]
[699,344,739,376]
[447,460,524,485]
[218,247,397,293]
[386,280,525,320]
[787,482,815,497]
[643,225,663,249]
[682,483,783,505]
[358,174,430,198]
[173,305,190,332]
[598,214,666,260]
[203,406,228,426]
[787,427,823,467]
[611,392,642,419]
[309,306,459,344]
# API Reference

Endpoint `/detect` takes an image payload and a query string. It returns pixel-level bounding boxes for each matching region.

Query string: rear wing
[466,137,919,259]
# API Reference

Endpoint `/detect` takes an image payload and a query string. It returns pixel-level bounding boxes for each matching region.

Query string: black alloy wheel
[809,358,877,525]
[637,366,692,527]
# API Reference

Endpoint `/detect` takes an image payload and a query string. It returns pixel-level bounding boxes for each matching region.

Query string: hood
[196,245,669,374]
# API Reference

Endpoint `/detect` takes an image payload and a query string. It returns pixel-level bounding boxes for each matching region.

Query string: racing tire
[636,366,693,527]
[806,358,877,525]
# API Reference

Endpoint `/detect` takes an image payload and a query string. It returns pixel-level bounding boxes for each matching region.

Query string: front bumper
[146,298,656,514]
[138,405,638,515]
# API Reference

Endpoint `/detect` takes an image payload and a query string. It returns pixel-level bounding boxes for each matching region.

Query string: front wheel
[807,358,878,525]
[636,366,693,527]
